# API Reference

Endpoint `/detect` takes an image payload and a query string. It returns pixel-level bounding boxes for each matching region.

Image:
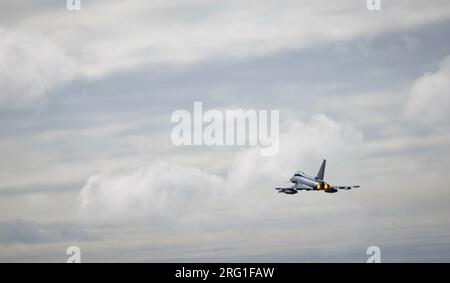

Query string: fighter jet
[275,159,359,194]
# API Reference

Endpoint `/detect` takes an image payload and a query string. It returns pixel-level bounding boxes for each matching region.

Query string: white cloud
[78,161,226,223]
[3,1,450,106]
[77,115,363,223]
[8,1,450,78]
[224,115,363,193]
[0,27,79,107]
[405,55,450,124]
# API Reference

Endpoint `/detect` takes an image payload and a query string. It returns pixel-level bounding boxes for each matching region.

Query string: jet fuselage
[290,172,331,191]
[275,159,358,194]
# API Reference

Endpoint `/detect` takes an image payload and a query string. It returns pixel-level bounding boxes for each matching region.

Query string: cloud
[0,27,78,107]
[224,115,363,193]
[78,161,226,223]
[2,1,450,107]
[7,1,450,78]
[0,219,91,245]
[77,115,363,223]
[405,55,450,124]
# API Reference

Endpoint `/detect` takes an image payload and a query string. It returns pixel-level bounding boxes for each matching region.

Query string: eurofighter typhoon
[276,159,360,194]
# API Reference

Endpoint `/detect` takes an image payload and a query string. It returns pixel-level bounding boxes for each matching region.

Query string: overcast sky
[1,0,450,262]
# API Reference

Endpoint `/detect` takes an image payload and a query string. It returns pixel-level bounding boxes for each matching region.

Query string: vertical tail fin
[316,159,326,180]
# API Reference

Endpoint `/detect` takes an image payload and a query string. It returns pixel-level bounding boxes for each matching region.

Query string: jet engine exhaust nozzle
[316,182,330,190]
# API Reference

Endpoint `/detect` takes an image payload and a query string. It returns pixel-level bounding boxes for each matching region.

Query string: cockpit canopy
[294,171,305,177]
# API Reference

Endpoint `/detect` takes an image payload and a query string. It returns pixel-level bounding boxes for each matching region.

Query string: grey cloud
[0,219,93,245]
[0,182,81,197]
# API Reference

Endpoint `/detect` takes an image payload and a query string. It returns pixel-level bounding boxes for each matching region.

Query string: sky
[1,0,450,262]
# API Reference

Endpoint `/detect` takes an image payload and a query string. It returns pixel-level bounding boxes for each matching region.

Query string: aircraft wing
[295,184,314,190]
[330,185,360,190]
[275,184,312,191]
[275,184,296,190]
